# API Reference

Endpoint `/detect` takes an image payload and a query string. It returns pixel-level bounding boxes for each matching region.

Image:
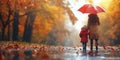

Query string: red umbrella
[78,4,105,14]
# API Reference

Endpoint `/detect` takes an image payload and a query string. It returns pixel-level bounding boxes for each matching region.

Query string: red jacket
[79,28,89,43]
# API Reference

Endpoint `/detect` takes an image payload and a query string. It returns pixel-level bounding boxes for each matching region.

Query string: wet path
[39,46,120,60]
[0,43,120,60]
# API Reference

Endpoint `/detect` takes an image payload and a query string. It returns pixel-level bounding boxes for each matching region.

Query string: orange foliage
[0,0,77,44]
[40,52,49,59]
[98,0,120,45]
[2,0,7,4]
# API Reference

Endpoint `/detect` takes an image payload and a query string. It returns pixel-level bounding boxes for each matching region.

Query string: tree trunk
[1,27,5,41]
[12,11,19,41]
[22,12,36,42]
[7,21,10,41]
[6,2,13,41]
[0,13,6,41]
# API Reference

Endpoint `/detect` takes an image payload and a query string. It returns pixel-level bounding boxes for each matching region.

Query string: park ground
[0,41,120,60]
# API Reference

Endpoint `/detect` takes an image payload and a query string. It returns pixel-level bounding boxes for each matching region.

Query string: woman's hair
[88,14,100,25]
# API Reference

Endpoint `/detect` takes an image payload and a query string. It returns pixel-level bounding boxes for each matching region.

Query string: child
[79,25,89,53]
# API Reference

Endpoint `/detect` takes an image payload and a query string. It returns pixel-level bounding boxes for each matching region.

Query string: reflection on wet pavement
[0,45,120,60]
[39,46,120,60]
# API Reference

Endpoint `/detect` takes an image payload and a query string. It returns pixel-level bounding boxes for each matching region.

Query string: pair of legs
[90,39,98,51]
[82,42,87,53]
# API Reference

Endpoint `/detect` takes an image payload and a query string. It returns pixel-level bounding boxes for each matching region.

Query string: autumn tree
[21,0,47,42]
[107,0,120,45]
[0,0,23,41]
[12,0,19,41]
[21,0,77,43]
[30,0,77,45]
[0,0,13,41]
[99,0,120,45]
[0,0,77,45]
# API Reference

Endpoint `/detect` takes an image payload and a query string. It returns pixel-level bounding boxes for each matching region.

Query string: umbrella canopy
[78,4,105,14]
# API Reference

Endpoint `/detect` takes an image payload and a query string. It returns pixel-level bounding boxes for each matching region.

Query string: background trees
[1,0,120,46]
[0,0,77,45]
[99,0,120,45]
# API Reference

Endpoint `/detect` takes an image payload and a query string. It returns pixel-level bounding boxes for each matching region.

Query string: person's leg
[82,42,86,53]
[95,39,98,51]
[90,39,93,51]
[84,42,87,52]
[82,42,85,50]
[82,43,84,50]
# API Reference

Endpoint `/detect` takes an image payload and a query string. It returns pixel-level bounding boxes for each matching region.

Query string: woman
[87,14,100,52]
